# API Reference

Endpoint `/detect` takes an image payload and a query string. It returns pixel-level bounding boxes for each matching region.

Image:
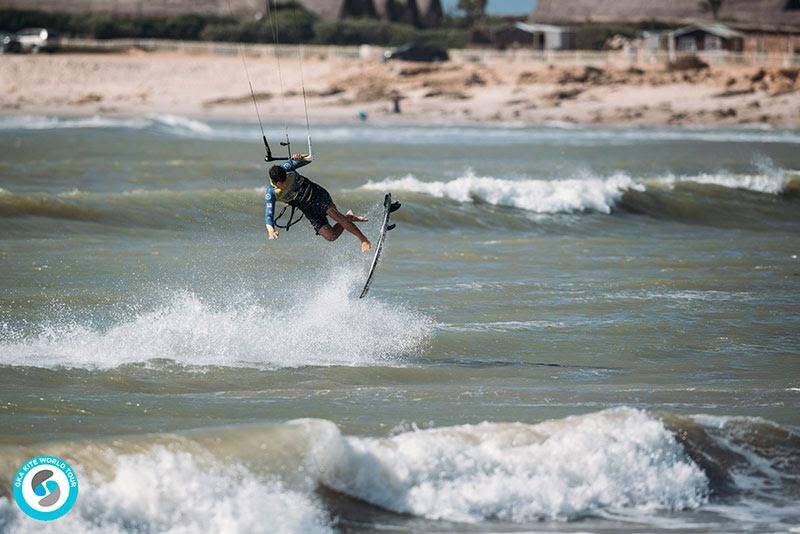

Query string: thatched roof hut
[0,0,442,25]
[298,0,441,26]
[0,0,264,17]
[531,0,800,29]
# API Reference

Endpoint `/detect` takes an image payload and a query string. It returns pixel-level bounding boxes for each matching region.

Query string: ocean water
[0,115,799,533]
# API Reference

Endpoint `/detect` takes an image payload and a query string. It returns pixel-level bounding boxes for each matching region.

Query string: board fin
[387,224,396,231]
[390,201,401,213]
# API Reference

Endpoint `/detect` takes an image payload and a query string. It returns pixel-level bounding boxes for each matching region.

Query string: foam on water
[363,168,793,215]
[149,114,215,136]
[0,115,152,130]
[657,172,790,195]
[0,114,213,136]
[3,115,800,146]
[363,172,643,214]
[317,407,709,522]
[0,269,433,369]
[0,448,332,534]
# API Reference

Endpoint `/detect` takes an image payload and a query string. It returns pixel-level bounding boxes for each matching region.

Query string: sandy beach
[2,50,800,127]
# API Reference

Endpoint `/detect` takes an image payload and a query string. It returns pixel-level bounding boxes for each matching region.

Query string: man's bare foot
[346,210,368,222]
[361,240,371,253]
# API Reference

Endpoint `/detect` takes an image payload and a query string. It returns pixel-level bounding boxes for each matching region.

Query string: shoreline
[2,51,799,129]
[3,110,798,133]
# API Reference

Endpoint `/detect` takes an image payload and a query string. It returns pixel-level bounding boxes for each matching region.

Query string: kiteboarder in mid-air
[224,0,397,292]
[265,153,372,253]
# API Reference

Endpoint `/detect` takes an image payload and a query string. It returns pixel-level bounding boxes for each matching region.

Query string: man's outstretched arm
[282,153,311,172]
[265,184,278,240]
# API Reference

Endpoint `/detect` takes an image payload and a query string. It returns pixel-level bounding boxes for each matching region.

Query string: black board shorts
[299,182,335,234]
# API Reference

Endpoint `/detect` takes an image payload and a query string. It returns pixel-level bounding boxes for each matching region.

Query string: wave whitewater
[4,115,800,146]
[1,408,797,532]
[0,275,433,369]
[319,407,708,523]
[359,169,800,230]
[364,172,644,214]
[0,448,332,534]
[363,169,798,214]
[0,114,213,136]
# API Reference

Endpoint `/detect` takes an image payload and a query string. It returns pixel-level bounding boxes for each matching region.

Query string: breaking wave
[1,408,796,531]
[365,170,795,212]
[364,172,644,214]
[362,170,800,229]
[0,274,433,370]
[319,407,708,522]
[0,448,332,534]
[662,172,789,194]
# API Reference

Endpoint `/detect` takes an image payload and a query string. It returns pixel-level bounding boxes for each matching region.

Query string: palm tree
[458,0,487,26]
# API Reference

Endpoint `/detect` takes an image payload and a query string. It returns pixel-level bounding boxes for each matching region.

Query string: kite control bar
[263,133,312,163]
[263,135,290,162]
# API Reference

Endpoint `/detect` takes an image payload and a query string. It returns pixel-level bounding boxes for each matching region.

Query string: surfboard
[359,193,400,299]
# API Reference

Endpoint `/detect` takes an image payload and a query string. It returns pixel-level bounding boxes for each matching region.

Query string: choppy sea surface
[0,115,799,533]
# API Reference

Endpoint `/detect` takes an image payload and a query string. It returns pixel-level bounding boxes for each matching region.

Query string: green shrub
[0,9,233,40]
[0,8,80,34]
[200,9,313,44]
[199,22,239,42]
[311,19,467,47]
[0,6,467,48]
[162,15,210,40]
[416,28,469,48]
[204,19,269,43]
[269,9,316,44]
[313,19,417,46]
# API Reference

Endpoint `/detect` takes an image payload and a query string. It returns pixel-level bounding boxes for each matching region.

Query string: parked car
[16,28,59,53]
[0,32,22,54]
[383,43,449,62]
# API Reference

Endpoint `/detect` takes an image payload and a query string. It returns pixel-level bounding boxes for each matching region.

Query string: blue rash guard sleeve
[265,184,276,230]
[282,158,311,172]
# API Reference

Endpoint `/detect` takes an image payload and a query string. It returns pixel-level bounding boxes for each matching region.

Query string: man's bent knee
[318,225,336,241]
[326,206,345,221]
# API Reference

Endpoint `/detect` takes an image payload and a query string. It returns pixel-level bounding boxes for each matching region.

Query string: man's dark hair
[269,165,286,183]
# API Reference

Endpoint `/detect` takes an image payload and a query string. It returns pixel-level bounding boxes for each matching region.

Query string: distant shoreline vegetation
[0,6,679,50]
[0,6,471,49]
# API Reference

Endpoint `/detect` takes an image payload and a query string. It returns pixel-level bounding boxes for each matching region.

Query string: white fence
[60,38,800,67]
[449,48,800,67]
